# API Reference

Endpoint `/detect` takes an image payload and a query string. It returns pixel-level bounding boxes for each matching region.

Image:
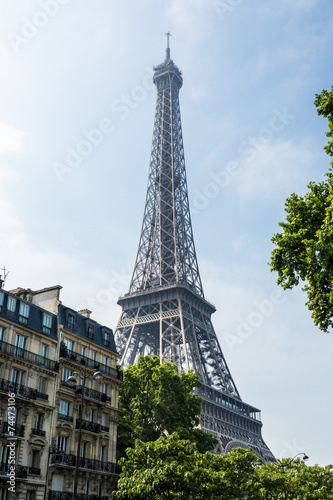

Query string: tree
[116,355,218,459]
[270,86,333,332]
[256,458,333,499]
[114,433,260,500]
[115,433,333,499]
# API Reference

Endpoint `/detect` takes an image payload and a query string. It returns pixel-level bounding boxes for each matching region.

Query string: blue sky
[1,0,333,465]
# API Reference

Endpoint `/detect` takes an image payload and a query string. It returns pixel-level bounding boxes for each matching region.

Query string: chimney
[78,309,92,319]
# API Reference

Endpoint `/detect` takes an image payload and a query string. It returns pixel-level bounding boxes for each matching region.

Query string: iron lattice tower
[115,40,275,463]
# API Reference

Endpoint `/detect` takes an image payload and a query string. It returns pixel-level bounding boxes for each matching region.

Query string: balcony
[49,492,109,500]
[58,413,73,423]
[60,381,111,403]
[31,428,46,437]
[0,340,59,372]
[60,346,121,380]
[0,378,36,400]
[50,452,120,475]
[0,378,48,402]
[0,463,40,478]
[75,419,109,434]
[76,419,101,434]
[1,421,25,438]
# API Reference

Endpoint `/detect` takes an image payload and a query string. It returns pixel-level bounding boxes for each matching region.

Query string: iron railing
[59,346,121,380]
[31,428,46,437]
[49,492,109,500]
[50,452,120,474]
[2,421,25,437]
[77,385,111,403]
[0,340,59,372]
[0,463,40,477]
[76,419,101,434]
[0,378,36,400]
[58,413,73,423]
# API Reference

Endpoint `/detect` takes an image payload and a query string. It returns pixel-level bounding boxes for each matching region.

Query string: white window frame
[7,296,16,313]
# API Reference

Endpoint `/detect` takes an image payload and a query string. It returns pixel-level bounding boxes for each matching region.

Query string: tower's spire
[165,31,171,60]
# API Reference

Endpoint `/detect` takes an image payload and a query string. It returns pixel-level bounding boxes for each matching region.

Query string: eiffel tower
[115,35,275,463]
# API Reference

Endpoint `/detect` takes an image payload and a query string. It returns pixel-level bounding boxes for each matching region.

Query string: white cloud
[0,122,28,153]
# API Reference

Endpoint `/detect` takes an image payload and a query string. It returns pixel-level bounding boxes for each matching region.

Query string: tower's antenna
[0,266,9,288]
[165,31,171,60]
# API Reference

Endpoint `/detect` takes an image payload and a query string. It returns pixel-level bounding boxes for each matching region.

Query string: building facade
[0,284,121,500]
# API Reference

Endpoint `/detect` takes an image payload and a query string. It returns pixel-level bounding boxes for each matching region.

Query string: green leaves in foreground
[270,86,333,332]
[117,355,218,459]
[114,433,333,499]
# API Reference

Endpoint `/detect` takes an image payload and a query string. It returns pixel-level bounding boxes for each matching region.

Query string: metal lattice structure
[115,39,275,463]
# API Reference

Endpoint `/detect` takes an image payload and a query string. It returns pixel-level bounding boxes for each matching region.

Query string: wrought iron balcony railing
[0,378,36,400]
[76,419,101,434]
[58,413,74,423]
[31,428,46,437]
[50,452,120,474]
[0,463,40,477]
[0,340,59,372]
[60,381,111,403]
[2,421,25,438]
[49,491,109,500]
[59,346,121,380]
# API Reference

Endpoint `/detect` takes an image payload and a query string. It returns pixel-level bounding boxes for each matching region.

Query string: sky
[0,0,333,466]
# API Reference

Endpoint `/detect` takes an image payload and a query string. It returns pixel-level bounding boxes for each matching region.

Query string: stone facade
[0,285,121,500]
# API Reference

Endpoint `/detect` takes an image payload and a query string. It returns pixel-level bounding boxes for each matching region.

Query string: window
[0,487,12,500]
[64,338,75,352]
[59,400,72,417]
[30,450,40,469]
[62,368,73,384]
[34,413,43,430]
[56,436,69,453]
[11,368,24,385]
[26,492,35,500]
[101,413,108,427]
[98,483,104,497]
[85,480,91,495]
[7,296,16,313]
[87,323,94,339]
[42,313,52,334]
[92,351,98,362]
[14,333,27,358]
[0,292,4,312]
[67,313,75,331]
[0,445,9,464]
[18,302,30,324]
[81,346,87,362]
[40,344,49,365]
[90,409,97,422]
[103,330,110,346]
[99,445,107,462]
[38,376,47,394]
[103,356,109,367]
[81,441,89,458]
[0,327,5,342]
[102,383,110,397]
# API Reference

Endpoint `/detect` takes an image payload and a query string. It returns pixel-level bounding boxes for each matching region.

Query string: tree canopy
[117,355,218,459]
[270,86,333,332]
[114,432,333,499]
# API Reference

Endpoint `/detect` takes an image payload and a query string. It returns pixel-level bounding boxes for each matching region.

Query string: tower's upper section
[128,41,204,298]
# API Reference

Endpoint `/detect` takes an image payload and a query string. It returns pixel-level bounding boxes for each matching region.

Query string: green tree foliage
[117,355,218,459]
[114,433,333,499]
[270,86,333,332]
[114,433,259,500]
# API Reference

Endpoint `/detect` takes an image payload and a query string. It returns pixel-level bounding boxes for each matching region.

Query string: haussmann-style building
[0,281,122,500]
